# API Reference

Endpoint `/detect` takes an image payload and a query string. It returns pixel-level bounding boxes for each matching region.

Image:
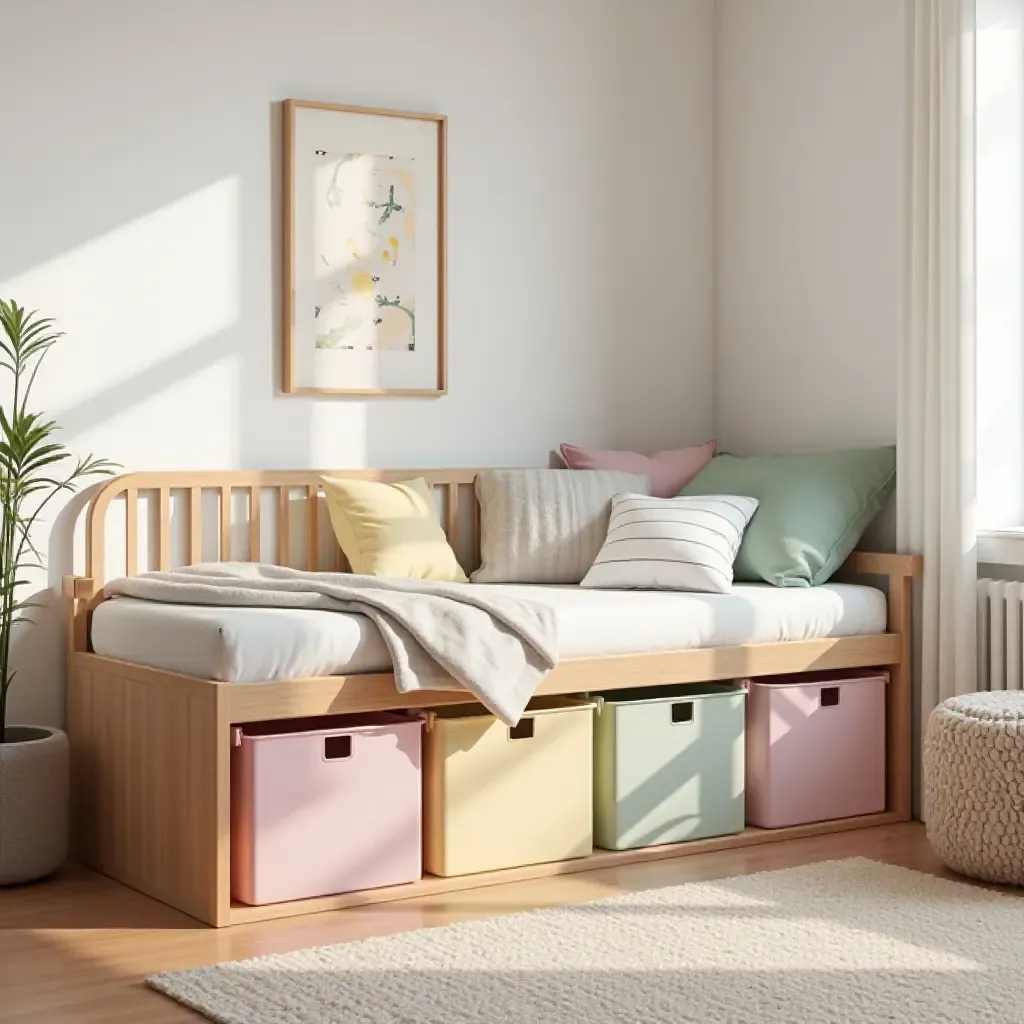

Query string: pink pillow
[559,440,717,498]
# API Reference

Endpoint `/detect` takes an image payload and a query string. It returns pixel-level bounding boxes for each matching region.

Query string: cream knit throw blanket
[104,563,558,725]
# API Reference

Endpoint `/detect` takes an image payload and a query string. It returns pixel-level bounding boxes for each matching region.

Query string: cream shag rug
[149,859,1024,1023]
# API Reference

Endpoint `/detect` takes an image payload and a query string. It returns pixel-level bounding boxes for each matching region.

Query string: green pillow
[680,447,896,587]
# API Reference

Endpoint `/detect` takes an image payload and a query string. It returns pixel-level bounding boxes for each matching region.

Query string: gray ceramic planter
[0,726,69,885]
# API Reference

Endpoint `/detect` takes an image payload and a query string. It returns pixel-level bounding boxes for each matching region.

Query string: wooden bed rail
[842,551,923,578]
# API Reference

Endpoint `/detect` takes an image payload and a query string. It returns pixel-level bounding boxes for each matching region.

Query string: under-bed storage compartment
[231,713,424,905]
[744,670,887,828]
[592,683,746,851]
[424,698,594,877]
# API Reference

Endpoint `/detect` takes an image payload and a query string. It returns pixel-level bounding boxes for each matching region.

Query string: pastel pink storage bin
[744,670,887,829]
[231,712,424,905]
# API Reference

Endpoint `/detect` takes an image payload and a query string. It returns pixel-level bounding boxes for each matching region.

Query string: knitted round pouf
[924,691,1024,884]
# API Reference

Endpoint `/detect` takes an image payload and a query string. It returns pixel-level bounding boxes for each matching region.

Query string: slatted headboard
[83,469,482,589]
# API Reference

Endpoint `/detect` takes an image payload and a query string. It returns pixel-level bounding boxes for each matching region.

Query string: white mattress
[90,582,887,684]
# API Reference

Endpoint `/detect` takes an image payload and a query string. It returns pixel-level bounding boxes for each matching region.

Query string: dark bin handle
[820,687,841,708]
[509,719,535,740]
[671,702,694,724]
[324,735,353,760]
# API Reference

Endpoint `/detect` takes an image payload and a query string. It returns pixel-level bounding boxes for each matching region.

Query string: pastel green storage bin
[593,683,746,851]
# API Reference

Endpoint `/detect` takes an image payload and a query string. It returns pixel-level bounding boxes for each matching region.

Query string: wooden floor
[0,823,990,1023]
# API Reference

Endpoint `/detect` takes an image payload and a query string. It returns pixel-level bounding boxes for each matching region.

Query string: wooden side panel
[67,656,228,925]
[66,665,96,865]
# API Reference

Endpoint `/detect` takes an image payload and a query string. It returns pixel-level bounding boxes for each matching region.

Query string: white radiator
[977,579,1024,691]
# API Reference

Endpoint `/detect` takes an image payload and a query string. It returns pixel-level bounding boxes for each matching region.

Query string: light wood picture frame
[282,100,447,396]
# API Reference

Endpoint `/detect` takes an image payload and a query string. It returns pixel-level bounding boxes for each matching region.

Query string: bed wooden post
[886,570,914,822]
[62,575,95,658]
[841,552,922,823]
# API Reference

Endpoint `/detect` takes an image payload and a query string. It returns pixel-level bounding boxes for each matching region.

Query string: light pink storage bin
[231,712,424,905]
[744,670,887,829]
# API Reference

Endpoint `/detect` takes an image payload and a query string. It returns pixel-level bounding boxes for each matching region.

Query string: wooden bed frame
[63,468,921,927]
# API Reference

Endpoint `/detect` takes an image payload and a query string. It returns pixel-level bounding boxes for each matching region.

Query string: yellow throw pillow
[320,476,467,582]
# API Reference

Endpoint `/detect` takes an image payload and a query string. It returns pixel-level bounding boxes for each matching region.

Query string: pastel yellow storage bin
[424,698,595,877]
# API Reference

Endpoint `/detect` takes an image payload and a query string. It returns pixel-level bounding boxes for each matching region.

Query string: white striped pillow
[580,493,759,594]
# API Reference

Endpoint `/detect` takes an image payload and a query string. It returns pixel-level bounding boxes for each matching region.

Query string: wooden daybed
[63,468,921,927]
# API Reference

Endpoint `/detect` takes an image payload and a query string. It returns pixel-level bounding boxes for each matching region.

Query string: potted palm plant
[0,301,114,885]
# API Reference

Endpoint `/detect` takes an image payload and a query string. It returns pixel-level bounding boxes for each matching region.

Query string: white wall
[0,0,715,726]
[714,0,906,455]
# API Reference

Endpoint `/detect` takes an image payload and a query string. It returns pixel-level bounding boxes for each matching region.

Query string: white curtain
[899,0,978,802]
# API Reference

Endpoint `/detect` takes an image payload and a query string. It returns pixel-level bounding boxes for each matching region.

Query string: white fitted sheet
[90,582,887,684]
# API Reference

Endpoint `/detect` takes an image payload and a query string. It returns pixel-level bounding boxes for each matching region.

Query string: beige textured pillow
[471,469,650,584]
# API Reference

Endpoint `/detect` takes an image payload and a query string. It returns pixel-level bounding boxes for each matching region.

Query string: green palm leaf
[0,300,117,741]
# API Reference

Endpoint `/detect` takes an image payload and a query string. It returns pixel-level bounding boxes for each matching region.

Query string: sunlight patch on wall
[0,177,241,453]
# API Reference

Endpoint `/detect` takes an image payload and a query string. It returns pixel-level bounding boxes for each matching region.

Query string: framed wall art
[282,100,446,396]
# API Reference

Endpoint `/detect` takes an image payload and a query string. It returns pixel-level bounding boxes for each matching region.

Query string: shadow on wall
[7,488,100,727]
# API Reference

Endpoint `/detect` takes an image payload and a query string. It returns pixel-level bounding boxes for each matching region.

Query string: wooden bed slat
[125,488,138,577]
[277,488,290,567]
[249,487,260,562]
[157,489,170,571]
[190,487,202,565]
[219,487,231,560]
[446,483,459,545]
[306,485,318,570]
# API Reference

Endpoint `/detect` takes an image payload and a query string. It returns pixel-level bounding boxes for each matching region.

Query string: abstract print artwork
[314,153,417,353]
[283,101,445,396]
